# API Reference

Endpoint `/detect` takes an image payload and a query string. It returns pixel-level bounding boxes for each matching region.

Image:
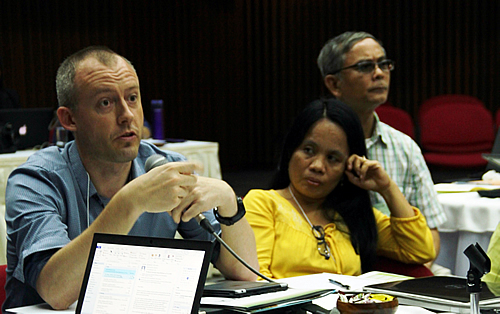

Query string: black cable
[196,214,277,283]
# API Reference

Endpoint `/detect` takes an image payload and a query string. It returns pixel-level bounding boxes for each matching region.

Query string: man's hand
[120,161,203,216]
[170,176,237,223]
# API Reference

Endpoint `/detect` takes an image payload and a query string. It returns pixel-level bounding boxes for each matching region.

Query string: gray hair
[55,46,136,110]
[317,31,385,78]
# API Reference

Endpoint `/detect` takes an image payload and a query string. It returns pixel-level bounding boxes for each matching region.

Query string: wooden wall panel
[1,0,499,171]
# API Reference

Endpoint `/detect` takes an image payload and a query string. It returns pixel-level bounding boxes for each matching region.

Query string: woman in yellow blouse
[244,99,435,279]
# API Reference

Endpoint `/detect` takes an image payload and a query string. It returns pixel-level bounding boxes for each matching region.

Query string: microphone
[145,154,208,226]
[144,154,277,283]
[145,154,169,172]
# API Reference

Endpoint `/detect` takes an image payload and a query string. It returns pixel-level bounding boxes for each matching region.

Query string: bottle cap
[151,99,163,109]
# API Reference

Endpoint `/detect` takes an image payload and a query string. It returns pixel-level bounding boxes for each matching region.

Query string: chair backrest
[0,264,6,308]
[375,103,415,139]
[419,95,494,153]
[372,256,433,278]
[419,94,484,119]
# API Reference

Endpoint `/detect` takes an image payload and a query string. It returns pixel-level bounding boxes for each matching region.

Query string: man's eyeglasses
[331,59,395,75]
[312,225,331,260]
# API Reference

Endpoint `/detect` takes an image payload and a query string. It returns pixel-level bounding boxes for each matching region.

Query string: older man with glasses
[317,31,447,273]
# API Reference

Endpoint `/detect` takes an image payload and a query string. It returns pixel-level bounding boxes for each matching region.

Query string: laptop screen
[76,233,213,314]
[0,107,55,150]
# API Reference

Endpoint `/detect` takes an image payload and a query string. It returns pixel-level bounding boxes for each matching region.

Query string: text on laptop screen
[79,242,207,314]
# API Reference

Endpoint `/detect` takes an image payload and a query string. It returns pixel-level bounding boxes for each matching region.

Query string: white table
[435,190,500,276]
[155,140,222,180]
[5,273,437,313]
[0,140,221,265]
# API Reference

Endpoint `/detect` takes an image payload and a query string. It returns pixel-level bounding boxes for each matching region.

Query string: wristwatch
[213,196,246,226]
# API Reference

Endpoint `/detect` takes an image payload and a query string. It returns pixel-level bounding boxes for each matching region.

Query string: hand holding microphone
[126,154,202,218]
[145,154,235,224]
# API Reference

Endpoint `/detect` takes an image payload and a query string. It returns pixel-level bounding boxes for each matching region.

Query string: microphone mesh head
[145,154,168,172]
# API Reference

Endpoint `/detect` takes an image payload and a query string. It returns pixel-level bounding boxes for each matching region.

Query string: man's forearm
[36,195,143,309]
[215,218,258,281]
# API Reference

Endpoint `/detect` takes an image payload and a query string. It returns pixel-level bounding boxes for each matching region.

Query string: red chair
[375,102,415,139]
[418,95,495,168]
[0,264,6,308]
[372,256,433,278]
[419,94,483,118]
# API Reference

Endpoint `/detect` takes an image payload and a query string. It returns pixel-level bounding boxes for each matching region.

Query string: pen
[328,278,350,290]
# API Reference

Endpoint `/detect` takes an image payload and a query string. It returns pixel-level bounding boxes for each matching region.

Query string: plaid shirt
[365,114,447,229]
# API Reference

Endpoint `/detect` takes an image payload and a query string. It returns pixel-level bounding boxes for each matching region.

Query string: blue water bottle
[151,99,164,140]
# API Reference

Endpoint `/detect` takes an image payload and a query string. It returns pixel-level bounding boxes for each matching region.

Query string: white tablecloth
[435,191,500,276]
[0,140,221,265]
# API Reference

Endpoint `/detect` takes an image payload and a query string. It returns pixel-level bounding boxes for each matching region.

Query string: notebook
[203,280,288,298]
[75,233,214,314]
[0,107,55,150]
[364,276,500,312]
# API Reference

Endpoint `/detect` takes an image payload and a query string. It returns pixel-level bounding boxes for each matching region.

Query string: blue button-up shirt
[3,141,221,310]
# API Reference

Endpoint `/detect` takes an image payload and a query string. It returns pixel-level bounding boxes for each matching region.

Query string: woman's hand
[344,154,391,193]
[345,154,415,218]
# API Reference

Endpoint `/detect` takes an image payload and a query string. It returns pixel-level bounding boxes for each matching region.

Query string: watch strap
[213,196,246,226]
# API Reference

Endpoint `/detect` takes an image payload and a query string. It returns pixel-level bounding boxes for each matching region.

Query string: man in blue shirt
[4,46,258,311]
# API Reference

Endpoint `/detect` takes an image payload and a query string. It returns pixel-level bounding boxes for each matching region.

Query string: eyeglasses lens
[357,60,394,73]
[312,226,330,260]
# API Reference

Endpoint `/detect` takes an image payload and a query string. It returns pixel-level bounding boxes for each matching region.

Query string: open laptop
[75,233,214,314]
[0,107,55,151]
[483,128,500,172]
[364,276,500,313]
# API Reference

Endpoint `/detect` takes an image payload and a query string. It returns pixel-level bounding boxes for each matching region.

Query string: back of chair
[0,264,6,308]
[419,95,494,153]
[372,256,433,278]
[419,94,484,119]
[375,104,415,139]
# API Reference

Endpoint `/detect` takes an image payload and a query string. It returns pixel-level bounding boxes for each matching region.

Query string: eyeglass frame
[330,59,395,75]
[312,225,331,260]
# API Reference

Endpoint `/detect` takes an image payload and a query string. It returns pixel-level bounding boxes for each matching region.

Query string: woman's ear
[57,107,77,132]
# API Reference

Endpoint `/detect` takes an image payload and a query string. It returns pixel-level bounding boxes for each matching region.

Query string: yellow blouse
[483,222,500,284]
[244,189,435,279]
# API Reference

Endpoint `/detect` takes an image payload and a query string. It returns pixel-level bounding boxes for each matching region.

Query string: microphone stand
[467,267,481,314]
[464,243,491,314]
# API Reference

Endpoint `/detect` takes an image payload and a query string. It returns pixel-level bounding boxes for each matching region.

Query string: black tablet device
[203,280,288,298]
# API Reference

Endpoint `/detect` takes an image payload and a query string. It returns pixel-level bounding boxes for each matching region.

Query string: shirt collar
[66,141,142,201]
[64,141,96,201]
[366,113,389,148]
